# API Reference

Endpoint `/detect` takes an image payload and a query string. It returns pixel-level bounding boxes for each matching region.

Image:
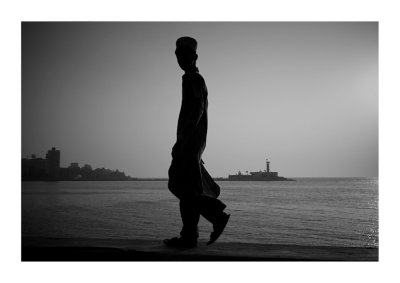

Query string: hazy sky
[22,22,378,178]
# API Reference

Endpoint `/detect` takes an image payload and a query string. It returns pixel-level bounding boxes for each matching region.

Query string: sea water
[22,178,378,247]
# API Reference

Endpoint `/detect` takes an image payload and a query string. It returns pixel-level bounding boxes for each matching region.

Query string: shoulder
[194,72,205,83]
[184,71,204,82]
[189,72,206,89]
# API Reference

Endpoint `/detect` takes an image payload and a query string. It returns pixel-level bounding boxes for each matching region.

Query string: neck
[184,65,198,74]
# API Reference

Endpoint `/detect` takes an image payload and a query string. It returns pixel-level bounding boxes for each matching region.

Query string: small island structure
[228,158,293,181]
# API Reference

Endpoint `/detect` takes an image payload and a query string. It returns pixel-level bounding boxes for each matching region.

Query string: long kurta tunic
[168,67,220,199]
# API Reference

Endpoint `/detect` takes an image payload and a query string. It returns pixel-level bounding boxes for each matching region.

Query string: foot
[207,213,230,245]
[163,237,197,249]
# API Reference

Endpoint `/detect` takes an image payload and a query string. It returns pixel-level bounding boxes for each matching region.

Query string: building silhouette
[45,147,60,180]
[21,154,46,180]
[228,158,291,181]
[22,147,133,181]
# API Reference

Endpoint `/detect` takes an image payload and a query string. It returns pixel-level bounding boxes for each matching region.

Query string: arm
[173,79,205,156]
[177,83,204,143]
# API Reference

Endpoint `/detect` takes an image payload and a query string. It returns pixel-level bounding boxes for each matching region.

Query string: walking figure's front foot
[207,213,230,245]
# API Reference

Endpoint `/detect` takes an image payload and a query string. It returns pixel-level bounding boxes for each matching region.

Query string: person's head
[175,37,198,71]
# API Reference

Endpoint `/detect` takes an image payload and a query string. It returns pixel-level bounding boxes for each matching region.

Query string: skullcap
[176,36,197,53]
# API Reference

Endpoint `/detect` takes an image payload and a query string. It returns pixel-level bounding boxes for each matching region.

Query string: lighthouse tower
[266,158,270,173]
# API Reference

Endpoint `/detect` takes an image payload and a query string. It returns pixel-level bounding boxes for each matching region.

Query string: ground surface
[22,237,378,261]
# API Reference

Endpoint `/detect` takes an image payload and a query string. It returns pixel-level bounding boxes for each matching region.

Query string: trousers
[179,194,226,239]
[168,155,225,239]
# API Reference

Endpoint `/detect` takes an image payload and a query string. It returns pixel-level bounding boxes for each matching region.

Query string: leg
[163,196,200,248]
[179,199,200,241]
[197,195,230,245]
[197,195,226,224]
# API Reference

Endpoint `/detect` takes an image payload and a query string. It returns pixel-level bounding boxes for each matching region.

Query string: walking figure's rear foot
[163,237,197,249]
[207,213,230,245]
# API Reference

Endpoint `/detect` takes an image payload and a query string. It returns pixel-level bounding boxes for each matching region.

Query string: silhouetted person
[164,37,230,248]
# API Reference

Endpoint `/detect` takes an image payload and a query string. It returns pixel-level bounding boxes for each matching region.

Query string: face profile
[175,47,197,71]
[174,36,198,72]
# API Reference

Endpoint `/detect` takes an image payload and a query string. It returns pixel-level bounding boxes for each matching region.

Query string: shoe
[207,213,230,245]
[163,237,197,249]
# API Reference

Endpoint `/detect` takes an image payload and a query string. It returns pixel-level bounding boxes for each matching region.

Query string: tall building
[45,147,60,180]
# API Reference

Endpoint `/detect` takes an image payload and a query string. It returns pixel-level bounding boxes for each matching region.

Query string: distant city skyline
[23,146,129,173]
[22,22,378,178]
[22,146,133,181]
[22,146,107,170]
